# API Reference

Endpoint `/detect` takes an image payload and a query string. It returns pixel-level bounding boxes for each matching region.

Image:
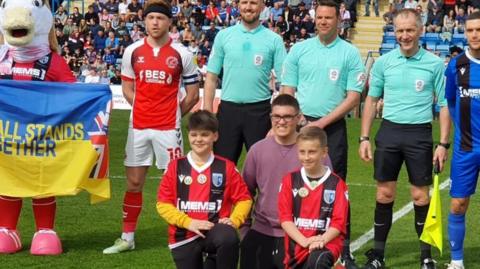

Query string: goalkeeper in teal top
[445,11,480,269]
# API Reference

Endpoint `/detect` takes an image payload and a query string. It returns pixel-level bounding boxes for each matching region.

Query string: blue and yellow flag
[0,80,111,204]
[420,173,443,255]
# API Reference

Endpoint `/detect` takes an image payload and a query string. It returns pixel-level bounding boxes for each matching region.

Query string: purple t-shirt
[241,136,332,238]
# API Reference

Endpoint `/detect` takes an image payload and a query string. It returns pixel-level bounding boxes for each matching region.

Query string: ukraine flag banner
[420,168,443,255]
[0,80,112,204]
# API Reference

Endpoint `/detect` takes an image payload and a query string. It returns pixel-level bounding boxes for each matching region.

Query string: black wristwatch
[436,142,451,150]
[359,136,370,144]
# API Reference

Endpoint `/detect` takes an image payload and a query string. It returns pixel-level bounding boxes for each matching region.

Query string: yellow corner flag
[420,172,443,255]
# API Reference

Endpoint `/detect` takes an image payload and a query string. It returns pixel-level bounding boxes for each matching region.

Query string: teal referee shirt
[207,23,287,103]
[281,36,366,117]
[368,47,446,124]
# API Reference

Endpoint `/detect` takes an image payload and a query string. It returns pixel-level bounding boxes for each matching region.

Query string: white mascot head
[0,0,58,53]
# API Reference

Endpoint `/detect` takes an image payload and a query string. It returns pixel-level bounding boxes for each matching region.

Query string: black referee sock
[373,201,394,258]
[414,203,432,261]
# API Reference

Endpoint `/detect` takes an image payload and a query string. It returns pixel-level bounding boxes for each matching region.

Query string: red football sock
[0,196,22,230]
[32,197,56,231]
[122,192,143,233]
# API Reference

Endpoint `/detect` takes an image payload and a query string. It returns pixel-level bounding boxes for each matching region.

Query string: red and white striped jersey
[121,38,199,130]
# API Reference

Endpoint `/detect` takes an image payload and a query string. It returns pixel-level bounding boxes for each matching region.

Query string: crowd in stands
[54,0,358,84]
[382,0,480,43]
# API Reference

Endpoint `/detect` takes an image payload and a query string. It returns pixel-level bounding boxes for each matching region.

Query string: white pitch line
[350,178,451,253]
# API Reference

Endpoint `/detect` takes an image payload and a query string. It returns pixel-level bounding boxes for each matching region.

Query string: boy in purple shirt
[239,94,331,269]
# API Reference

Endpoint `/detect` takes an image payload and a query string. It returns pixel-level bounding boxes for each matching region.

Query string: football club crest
[323,190,336,204]
[39,56,49,65]
[197,174,207,184]
[212,173,223,187]
[415,79,425,92]
[329,69,339,81]
[298,187,309,198]
[178,174,185,183]
[184,176,193,185]
[166,56,179,69]
[254,54,263,66]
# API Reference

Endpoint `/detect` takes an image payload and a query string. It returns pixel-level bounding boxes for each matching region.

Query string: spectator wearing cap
[295,2,309,19]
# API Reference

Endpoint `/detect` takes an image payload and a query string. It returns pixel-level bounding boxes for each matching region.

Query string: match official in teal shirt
[203,0,286,164]
[280,1,365,267]
[358,9,450,269]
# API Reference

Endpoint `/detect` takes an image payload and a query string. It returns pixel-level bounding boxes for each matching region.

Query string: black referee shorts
[374,120,433,186]
[215,100,271,164]
[171,223,239,269]
[304,116,348,180]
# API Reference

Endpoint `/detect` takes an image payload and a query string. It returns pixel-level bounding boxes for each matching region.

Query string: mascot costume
[0,0,75,255]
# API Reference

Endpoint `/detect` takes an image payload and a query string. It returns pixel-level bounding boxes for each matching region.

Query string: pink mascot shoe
[0,228,22,254]
[30,229,62,255]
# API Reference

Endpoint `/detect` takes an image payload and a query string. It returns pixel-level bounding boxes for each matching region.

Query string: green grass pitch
[1,109,480,268]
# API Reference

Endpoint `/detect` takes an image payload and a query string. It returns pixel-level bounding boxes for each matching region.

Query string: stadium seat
[436,44,450,52]
[425,33,440,44]
[452,33,466,44]
[382,32,396,44]
[380,43,395,55]
[426,42,436,51]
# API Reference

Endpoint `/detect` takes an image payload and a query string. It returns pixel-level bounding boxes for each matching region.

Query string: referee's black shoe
[362,249,385,269]
[420,258,436,269]
[340,252,359,269]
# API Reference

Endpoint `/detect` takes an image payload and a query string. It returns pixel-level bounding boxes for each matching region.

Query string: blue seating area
[379,30,468,57]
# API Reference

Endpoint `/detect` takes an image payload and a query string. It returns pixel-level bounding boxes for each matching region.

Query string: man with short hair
[203,0,287,164]
[359,8,450,269]
[445,11,480,269]
[281,1,365,266]
[240,94,331,269]
[103,0,199,254]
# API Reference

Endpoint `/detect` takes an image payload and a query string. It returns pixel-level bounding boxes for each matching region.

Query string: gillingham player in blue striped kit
[444,11,480,269]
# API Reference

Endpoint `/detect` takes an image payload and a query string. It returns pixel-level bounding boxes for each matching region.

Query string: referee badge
[184,176,193,185]
[415,79,425,92]
[329,69,339,81]
[298,187,309,198]
[254,54,263,66]
[197,174,208,184]
[324,190,336,204]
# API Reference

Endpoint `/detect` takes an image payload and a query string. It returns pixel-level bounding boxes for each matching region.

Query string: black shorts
[374,120,433,186]
[171,223,239,269]
[215,99,271,164]
[304,116,348,180]
[240,229,284,269]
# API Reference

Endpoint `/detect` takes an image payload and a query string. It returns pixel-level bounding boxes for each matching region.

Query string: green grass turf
[1,109,479,268]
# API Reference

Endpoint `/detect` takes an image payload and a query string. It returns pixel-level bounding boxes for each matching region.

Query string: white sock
[451,260,464,267]
[121,232,134,242]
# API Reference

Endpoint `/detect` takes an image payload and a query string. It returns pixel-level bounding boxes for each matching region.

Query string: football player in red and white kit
[103,0,199,254]
[278,127,349,268]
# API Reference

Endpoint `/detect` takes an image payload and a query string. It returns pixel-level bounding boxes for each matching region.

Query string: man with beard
[203,0,287,164]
